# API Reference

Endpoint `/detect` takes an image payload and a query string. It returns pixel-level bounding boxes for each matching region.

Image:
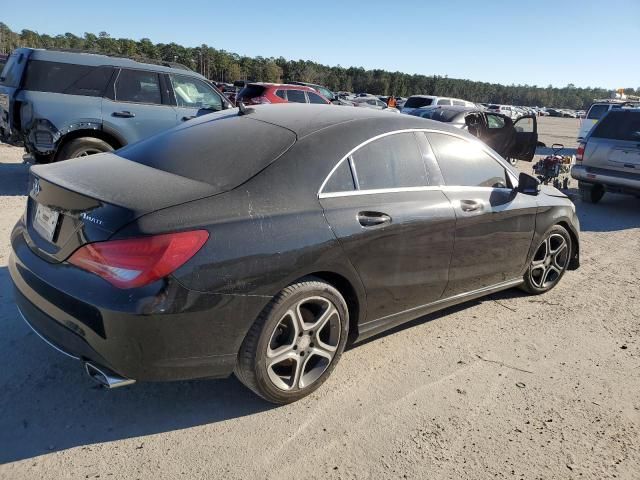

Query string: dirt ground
[0,116,638,480]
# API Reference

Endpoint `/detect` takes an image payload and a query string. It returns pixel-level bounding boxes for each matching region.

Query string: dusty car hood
[539,184,569,199]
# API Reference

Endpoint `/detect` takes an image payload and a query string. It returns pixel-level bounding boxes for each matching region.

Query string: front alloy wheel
[235,278,349,404]
[521,225,572,294]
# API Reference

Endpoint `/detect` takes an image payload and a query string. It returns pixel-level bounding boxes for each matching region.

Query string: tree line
[0,23,633,109]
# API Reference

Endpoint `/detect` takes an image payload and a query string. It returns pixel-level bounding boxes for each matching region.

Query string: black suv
[0,48,231,162]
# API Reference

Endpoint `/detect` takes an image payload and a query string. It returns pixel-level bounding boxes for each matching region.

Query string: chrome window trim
[318,128,517,198]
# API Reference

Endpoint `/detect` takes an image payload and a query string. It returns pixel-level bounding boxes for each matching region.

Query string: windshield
[404,97,434,108]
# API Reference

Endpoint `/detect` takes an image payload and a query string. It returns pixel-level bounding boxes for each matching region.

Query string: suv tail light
[575,143,586,163]
[68,230,209,289]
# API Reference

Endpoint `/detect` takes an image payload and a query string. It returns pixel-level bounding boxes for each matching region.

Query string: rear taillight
[575,143,585,163]
[68,230,209,289]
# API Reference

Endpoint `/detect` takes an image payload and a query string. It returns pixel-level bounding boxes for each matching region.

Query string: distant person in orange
[387,96,397,108]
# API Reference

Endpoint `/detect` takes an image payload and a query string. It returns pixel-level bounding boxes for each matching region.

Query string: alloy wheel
[74,148,103,157]
[266,296,341,391]
[529,233,569,289]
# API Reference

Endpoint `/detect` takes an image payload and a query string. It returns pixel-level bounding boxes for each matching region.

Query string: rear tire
[579,182,604,204]
[521,225,572,295]
[55,137,114,162]
[235,278,349,404]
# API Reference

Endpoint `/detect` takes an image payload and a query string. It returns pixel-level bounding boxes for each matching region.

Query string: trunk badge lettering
[80,213,105,226]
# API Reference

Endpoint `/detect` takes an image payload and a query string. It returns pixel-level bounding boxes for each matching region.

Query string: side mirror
[517,172,540,195]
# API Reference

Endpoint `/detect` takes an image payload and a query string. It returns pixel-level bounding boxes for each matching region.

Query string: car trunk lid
[25,153,217,263]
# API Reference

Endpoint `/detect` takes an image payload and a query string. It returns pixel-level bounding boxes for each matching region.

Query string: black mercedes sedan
[10,104,580,404]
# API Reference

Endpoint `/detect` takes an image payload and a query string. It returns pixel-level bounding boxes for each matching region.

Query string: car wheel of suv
[235,278,349,404]
[56,137,114,161]
[579,182,604,204]
[521,225,572,295]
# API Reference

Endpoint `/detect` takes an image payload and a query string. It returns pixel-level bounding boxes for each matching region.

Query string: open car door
[510,115,538,161]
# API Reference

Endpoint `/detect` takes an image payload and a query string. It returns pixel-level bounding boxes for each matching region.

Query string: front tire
[235,278,349,404]
[521,225,572,295]
[55,137,114,161]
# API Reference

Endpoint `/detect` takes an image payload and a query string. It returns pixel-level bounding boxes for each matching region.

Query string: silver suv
[571,109,640,203]
[0,48,231,162]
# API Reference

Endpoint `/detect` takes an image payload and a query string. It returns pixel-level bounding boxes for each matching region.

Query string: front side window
[486,114,506,129]
[437,99,451,106]
[115,69,162,105]
[351,132,429,190]
[170,75,222,110]
[286,89,307,103]
[307,92,327,104]
[275,90,286,100]
[427,132,508,188]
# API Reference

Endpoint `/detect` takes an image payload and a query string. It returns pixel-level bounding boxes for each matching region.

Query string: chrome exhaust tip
[84,362,136,389]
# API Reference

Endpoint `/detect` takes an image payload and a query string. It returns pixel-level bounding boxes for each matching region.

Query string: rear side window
[591,111,640,141]
[323,160,355,193]
[352,132,430,190]
[587,104,610,120]
[452,100,465,106]
[0,52,26,88]
[237,84,266,101]
[286,90,307,103]
[307,92,327,104]
[486,114,505,128]
[427,132,507,188]
[404,97,433,108]
[23,60,113,96]
[275,90,286,100]
[115,69,162,105]
[437,99,451,106]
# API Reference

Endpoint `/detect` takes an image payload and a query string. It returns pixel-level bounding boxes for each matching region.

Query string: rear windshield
[23,60,113,96]
[236,85,266,100]
[587,104,610,120]
[590,111,640,141]
[404,97,433,108]
[118,113,297,191]
[0,52,26,88]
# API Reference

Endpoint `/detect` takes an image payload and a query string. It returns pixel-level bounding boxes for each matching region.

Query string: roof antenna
[237,101,254,116]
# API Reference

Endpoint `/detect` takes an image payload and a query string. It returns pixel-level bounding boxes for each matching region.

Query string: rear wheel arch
[54,129,124,161]
[301,271,363,342]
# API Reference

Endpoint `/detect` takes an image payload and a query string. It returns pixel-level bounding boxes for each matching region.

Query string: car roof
[237,103,463,139]
[250,82,315,91]
[25,48,206,78]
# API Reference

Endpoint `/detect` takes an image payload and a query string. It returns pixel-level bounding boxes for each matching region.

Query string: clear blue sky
[2,0,638,89]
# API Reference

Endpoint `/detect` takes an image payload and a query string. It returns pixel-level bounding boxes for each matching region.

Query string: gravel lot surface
[0,117,638,479]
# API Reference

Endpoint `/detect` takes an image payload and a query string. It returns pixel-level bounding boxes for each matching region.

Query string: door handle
[357,211,391,227]
[459,199,483,212]
[182,115,196,122]
[112,111,135,118]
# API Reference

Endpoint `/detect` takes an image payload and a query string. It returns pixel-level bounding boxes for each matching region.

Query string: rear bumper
[9,229,270,382]
[571,165,640,193]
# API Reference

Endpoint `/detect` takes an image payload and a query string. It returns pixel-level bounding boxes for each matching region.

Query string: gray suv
[0,48,231,162]
[571,109,640,203]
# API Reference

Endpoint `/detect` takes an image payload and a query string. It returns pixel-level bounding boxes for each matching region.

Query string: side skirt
[355,278,524,342]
